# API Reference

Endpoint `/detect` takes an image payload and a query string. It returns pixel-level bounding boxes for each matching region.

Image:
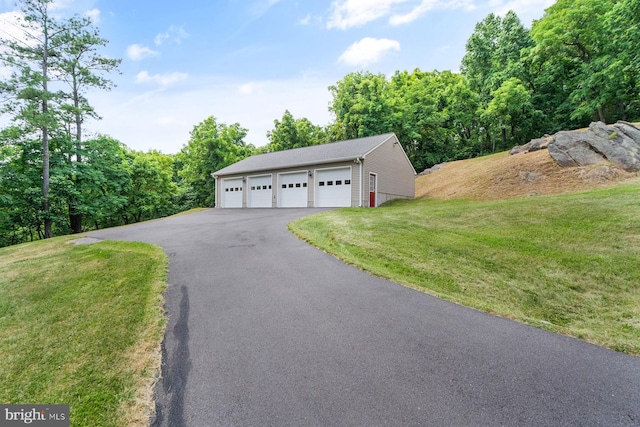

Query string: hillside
[416,148,639,201]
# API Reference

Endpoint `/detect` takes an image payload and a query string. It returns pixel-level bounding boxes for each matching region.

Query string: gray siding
[362,135,416,207]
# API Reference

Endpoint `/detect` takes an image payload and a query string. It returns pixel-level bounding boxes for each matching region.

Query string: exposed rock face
[509,136,549,155]
[419,162,447,176]
[512,121,640,172]
[547,131,608,167]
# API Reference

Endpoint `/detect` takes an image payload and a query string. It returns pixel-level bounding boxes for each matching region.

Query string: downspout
[211,173,217,208]
[355,157,363,207]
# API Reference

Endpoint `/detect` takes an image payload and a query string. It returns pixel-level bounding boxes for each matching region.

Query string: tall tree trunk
[598,106,606,123]
[69,76,83,233]
[69,205,82,233]
[42,10,52,239]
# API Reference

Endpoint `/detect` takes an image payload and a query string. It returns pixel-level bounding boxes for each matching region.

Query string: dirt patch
[415,149,639,200]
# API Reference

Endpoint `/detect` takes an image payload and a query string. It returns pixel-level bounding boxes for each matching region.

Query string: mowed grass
[0,237,167,426]
[290,182,640,355]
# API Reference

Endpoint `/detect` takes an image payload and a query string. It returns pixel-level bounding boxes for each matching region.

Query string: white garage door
[278,172,308,207]
[248,175,272,208]
[222,178,243,208]
[316,167,352,207]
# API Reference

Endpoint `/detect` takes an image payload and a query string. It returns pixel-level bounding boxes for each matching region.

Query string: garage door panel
[248,175,272,208]
[316,168,351,207]
[222,178,243,208]
[278,172,308,207]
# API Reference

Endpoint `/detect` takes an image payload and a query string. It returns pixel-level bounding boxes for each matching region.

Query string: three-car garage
[213,133,416,209]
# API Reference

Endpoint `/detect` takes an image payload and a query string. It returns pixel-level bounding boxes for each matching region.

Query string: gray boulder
[547,121,640,172]
[547,131,608,167]
[509,136,549,155]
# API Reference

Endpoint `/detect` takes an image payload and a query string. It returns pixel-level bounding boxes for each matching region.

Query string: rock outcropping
[512,121,640,172]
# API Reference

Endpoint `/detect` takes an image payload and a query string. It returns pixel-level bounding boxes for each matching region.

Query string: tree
[120,150,177,223]
[387,69,450,170]
[0,0,65,238]
[55,16,121,232]
[461,11,533,104]
[530,0,623,123]
[52,135,130,231]
[0,0,120,237]
[265,110,327,152]
[328,71,392,140]
[482,78,539,151]
[177,117,254,207]
[602,0,640,120]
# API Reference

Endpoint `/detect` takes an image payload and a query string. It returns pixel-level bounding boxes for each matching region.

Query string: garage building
[212,133,416,208]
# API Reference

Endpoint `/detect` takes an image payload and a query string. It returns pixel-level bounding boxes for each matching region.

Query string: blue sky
[0,0,554,153]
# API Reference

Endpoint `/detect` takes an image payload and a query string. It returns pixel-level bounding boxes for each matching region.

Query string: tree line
[1,0,638,247]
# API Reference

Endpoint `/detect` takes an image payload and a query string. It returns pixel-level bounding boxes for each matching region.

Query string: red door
[369,173,376,207]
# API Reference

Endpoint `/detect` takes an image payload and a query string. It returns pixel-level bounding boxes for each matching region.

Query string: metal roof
[213,133,396,176]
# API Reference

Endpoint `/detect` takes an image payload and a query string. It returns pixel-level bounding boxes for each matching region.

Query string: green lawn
[0,237,167,427]
[290,182,640,355]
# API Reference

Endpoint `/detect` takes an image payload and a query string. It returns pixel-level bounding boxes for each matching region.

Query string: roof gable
[214,133,396,176]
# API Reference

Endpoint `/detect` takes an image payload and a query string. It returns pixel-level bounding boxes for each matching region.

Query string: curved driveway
[90,209,640,426]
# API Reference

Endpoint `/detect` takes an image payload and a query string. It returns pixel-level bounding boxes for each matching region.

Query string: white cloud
[298,13,312,25]
[327,0,408,29]
[84,8,100,24]
[155,25,190,46]
[338,37,400,67]
[135,71,188,87]
[0,12,27,42]
[126,44,159,61]
[154,33,169,46]
[238,82,265,95]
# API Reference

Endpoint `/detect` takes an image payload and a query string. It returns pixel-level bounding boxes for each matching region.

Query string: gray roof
[213,133,396,176]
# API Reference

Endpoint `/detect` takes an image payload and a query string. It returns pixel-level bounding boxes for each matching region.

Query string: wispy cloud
[84,8,100,24]
[390,0,476,25]
[298,13,312,25]
[338,37,400,67]
[327,0,407,29]
[154,25,190,46]
[297,13,323,26]
[238,82,265,95]
[327,0,479,28]
[126,44,159,61]
[135,70,188,87]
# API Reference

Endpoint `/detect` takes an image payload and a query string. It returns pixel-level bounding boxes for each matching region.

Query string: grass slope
[290,183,640,355]
[0,237,167,426]
[416,150,638,200]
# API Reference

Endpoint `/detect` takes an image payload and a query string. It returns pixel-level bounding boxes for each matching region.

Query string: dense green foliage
[2,0,638,247]
[325,1,639,171]
[176,116,254,207]
[289,182,640,355]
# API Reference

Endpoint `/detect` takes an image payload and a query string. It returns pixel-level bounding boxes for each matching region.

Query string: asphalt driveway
[90,209,640,426]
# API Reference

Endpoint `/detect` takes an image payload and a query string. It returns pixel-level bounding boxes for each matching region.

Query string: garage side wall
[362,137,415,207]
